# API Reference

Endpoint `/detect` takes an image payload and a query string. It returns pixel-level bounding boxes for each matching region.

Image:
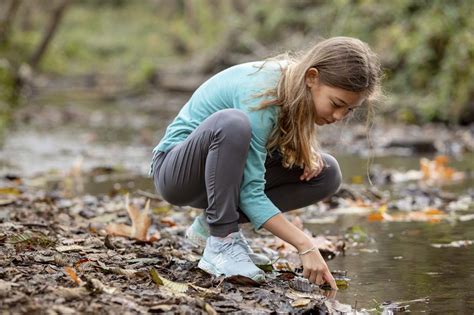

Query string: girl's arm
[262,213,337,290]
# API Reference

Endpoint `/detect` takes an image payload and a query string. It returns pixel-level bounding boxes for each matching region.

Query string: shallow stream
[1,94,473,313]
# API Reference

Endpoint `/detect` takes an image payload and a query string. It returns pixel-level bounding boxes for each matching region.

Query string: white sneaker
[185,214,272,265]
[197,232,266,282]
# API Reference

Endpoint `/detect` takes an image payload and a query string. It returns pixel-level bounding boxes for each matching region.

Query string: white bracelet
[298,246,317,256]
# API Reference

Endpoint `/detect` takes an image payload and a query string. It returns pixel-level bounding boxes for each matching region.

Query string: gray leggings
[152,109,342,237]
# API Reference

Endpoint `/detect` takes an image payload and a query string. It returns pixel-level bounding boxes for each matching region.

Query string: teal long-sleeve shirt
[152,61,284,229]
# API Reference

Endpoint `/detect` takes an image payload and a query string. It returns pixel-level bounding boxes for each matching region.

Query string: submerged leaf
[431,240,473,248]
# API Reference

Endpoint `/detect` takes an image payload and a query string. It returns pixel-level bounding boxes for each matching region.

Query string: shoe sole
[197,257,265,283]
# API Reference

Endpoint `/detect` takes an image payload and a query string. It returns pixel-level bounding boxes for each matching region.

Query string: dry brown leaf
[420,155,464,183]
[64,267,83,285]
[204,302,217,315]
[86,278,117,294]
[160,217,176,227]
[56,245,85,252]
[105,194,157,242]
[225,275,261,287]
[291,298,311,307]
[54,286,88,300]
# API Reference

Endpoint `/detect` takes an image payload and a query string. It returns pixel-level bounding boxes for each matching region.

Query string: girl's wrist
[294,236,314,252]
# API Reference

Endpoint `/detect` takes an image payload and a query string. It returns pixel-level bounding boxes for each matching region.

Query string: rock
[385,138,437,153]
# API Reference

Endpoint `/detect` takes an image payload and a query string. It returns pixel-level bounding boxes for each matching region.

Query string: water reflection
[313,214,474,312]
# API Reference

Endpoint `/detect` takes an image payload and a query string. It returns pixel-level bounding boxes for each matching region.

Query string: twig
[135,190,162,200]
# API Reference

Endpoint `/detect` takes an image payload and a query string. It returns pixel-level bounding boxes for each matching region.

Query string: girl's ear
[305,68,319,88]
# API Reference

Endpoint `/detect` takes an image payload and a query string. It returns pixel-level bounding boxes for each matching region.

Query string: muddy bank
[0,179,356,314]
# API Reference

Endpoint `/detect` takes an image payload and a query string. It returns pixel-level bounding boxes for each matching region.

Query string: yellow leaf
[150,268,188,293]
[0,187,21,196]
[378,204,388,214]
[351,175,364,184]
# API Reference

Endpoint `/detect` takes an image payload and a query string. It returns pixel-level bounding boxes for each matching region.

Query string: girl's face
[306,68,366,125]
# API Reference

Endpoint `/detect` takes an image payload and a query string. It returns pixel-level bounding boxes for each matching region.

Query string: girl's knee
[321,153,342,195]
[214,109,252,140]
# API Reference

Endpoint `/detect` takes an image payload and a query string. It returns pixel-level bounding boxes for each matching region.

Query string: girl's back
[154,60,285,155]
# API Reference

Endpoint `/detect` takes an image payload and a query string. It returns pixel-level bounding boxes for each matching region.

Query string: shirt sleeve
[238,106,281,229]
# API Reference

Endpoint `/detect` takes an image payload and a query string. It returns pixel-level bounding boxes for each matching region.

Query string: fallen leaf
[54,286,88,300]
[285,289,317,300]
[324,299,354,313]
[7,231,56,248]
[368,212,384,222]
[160,216,176,227]
[291,298,311,307]
[96,261,138,277]
[256,263,274,273]
[105,194,157,242]
[0,187,22,196]
[188,283,220,296]
[424,208,444,215]
[64,267,83,286]
[204,302,217,315]
[150,268,188,293]
[420,155,464,184]
[86,278,117,294]
[0,280,12,298]
[225,275,262,287]
[0,198,15,206]
[56,245,85,252]
[149,305,174,312]
[289,277,315,292]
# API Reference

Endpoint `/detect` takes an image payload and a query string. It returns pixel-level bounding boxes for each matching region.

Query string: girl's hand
[300,152,325,181]
[299,247,337,290]
[261,214,337,290]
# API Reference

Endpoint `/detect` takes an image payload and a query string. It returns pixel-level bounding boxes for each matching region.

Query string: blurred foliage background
[1,0,473,140]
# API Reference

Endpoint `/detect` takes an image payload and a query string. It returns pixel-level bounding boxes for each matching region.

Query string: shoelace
[220,237,252,263]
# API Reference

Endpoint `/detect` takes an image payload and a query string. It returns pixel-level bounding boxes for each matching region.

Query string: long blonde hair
[253,36,382,169]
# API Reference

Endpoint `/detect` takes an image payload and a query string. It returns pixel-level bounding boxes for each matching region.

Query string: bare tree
[0,0,22,44]
[29,0,71,70]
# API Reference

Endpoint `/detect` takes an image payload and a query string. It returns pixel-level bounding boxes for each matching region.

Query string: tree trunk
[29,0,70,70]
[0,0,22,44]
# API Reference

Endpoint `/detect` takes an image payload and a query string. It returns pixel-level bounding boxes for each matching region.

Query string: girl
[150,36,382,288]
